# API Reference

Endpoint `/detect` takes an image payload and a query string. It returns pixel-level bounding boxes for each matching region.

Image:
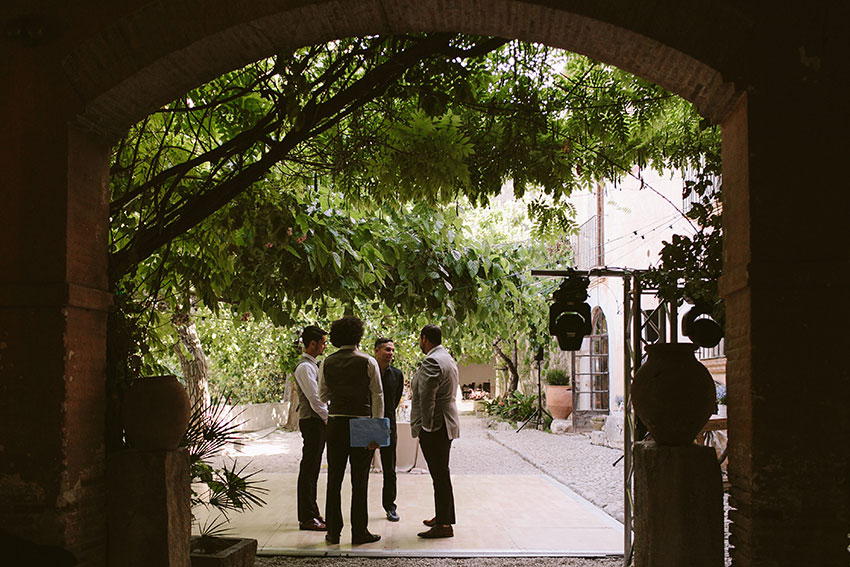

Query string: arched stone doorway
[2,2,847,566]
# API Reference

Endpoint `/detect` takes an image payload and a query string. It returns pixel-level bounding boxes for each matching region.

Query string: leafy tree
[109,35,575,283]
[642,175,724,326]
[107,33,720,414]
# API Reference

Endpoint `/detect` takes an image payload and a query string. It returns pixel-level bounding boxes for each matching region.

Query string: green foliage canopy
[108,33,721,392]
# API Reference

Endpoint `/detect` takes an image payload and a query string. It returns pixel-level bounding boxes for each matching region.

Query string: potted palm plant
[545,368,573,420]
[183,395,267,567]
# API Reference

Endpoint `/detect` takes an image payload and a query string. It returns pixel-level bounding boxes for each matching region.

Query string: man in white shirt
[293,325,329,532]
[318,316,384,545]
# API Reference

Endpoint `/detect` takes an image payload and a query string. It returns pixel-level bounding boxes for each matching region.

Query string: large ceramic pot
[631,343,715,446]
[122,375,191,450]
[546,385,574,420]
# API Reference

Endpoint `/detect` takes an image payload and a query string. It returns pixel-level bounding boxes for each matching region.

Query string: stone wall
[226,402,291,432]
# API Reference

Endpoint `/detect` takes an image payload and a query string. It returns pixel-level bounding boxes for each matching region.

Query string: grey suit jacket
[410,344,460,440]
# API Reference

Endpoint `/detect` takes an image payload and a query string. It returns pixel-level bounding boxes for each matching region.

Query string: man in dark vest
[318,316,384,545]
[293,325,328,531]
[374,337,404,522]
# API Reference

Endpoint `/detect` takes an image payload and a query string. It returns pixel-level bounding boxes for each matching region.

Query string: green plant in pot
[545,368,573,420]
[182,395,268,563]
[546,368,571,386]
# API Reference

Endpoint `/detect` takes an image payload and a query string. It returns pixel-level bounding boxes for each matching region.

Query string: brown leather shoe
[422,517,437,527]
[417,525,454,538]
[299,518,327,531]
[351,531,381,545]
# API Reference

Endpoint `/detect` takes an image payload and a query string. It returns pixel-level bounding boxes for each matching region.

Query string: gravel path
[482,421,625,523]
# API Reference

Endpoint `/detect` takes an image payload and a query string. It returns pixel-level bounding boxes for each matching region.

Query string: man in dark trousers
[374,337,404,522]
[410,324,460,538]
[293,325,328,532]
[318,316,384,545]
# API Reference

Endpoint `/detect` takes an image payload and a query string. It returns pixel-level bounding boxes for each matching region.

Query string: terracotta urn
[546,385,574,420]
[631,343,715,445]
[122,375,192,450]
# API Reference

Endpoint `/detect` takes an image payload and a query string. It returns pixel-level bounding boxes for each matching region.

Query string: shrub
[546,368,571,386]
[486,391,538,422]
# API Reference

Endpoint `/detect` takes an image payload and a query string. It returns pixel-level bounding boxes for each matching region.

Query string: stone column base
[107,449,191,567]
[634,440,723,567]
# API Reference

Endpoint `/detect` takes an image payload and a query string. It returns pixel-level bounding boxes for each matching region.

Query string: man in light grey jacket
[410,324,460,539]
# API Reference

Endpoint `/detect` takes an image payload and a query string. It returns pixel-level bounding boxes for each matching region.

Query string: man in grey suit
[409,324,460,539]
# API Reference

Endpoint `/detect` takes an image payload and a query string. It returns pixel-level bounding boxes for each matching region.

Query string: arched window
[571,307,610,430]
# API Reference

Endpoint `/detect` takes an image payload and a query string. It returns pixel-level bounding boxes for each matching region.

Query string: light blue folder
[349,417,391,447]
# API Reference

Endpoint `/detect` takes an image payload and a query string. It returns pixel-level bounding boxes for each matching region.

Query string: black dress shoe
[325,533,340,545]
[386,508,400,522]
[422,517,437,527]
[351,532,381,545]
[299,518,327,531]
[417,525,454,538]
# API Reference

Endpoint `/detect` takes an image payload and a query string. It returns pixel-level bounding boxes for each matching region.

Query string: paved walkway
[197,411,624,558]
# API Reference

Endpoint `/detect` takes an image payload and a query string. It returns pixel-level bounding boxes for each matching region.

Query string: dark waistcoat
[323,349,372,416]
[294,355,321,420]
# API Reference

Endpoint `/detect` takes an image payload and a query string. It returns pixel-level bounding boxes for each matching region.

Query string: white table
[370,421,427,472]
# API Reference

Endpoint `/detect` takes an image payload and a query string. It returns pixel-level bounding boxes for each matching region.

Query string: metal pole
[670,300,679,343]
[623,275,633,566]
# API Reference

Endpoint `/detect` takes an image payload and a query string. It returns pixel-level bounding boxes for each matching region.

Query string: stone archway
[64,2,741,138]
[2,2,848,566]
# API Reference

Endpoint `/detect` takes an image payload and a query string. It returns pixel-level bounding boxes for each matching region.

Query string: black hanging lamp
[681,302,723,348]
[548,271,592,351]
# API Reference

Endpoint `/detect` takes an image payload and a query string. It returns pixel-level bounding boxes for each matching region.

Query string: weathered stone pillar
[0,33,112,565]
[107,449,191,567]
[634,441,724,567]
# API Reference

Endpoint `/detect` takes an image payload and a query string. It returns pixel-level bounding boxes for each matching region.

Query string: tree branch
[112,34,507,282]
[493,338,519,393]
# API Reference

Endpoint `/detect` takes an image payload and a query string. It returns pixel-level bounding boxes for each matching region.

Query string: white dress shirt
[294,353,329,422]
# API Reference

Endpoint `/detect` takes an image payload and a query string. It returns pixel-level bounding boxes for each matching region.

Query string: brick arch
[25,2,850,566]
[63,0,744,140]
[56,2,751,564]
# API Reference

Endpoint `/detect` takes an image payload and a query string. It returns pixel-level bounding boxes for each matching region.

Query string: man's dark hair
[301,325,327,347]
[420,324,442,345]
[374,337,394,349]
[329,316,365,347]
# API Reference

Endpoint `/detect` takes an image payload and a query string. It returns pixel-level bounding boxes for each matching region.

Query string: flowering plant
[469,389,489,400]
